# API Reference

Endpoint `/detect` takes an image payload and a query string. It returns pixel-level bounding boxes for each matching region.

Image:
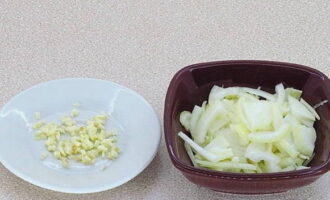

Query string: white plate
[0,78,161,193]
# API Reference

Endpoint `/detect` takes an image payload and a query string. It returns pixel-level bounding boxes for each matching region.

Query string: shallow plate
[0,78,161,193]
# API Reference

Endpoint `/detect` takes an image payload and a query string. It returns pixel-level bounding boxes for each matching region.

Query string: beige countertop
[1,0,330,199]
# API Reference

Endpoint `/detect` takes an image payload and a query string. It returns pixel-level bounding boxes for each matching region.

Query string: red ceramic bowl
[164,60,330,194]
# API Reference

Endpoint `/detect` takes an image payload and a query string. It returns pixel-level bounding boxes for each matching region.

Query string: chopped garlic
[61,159,70,168]
[33,121,45,130]
[33,106,120,168]
[34,112,41,120]
[40,152,48,160]
[70,109,79,118]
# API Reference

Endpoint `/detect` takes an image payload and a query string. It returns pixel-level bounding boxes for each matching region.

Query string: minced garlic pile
[33,107,120,168]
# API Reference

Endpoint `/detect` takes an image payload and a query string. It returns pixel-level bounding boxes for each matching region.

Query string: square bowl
[164,60,330,194]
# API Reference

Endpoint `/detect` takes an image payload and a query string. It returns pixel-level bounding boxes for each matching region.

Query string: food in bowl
[178,83,326,173]
[33,105,120,168]
[164,60,330,194]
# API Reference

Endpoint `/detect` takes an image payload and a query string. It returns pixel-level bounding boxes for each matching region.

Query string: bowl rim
[164,60,330,179]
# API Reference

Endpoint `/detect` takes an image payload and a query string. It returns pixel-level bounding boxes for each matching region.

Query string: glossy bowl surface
[164,60,330,194]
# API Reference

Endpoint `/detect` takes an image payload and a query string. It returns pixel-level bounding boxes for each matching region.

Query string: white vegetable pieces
[178,83,321,173]
[33,107,120,168]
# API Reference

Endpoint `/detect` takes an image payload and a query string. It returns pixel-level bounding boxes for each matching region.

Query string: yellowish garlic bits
[33,109,120,168]
[70,109,79,118]
[34,112,41,120]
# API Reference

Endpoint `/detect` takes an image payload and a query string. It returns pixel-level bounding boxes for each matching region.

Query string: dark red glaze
[164,60,330,194]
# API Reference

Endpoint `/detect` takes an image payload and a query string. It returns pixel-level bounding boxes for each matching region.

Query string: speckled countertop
[1,0,330,199]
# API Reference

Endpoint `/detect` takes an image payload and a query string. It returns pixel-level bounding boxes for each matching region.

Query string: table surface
[1,0,330,199]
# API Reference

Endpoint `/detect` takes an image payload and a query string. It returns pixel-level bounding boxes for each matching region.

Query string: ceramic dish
[164,60,330,194]
[0,78,161,193]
